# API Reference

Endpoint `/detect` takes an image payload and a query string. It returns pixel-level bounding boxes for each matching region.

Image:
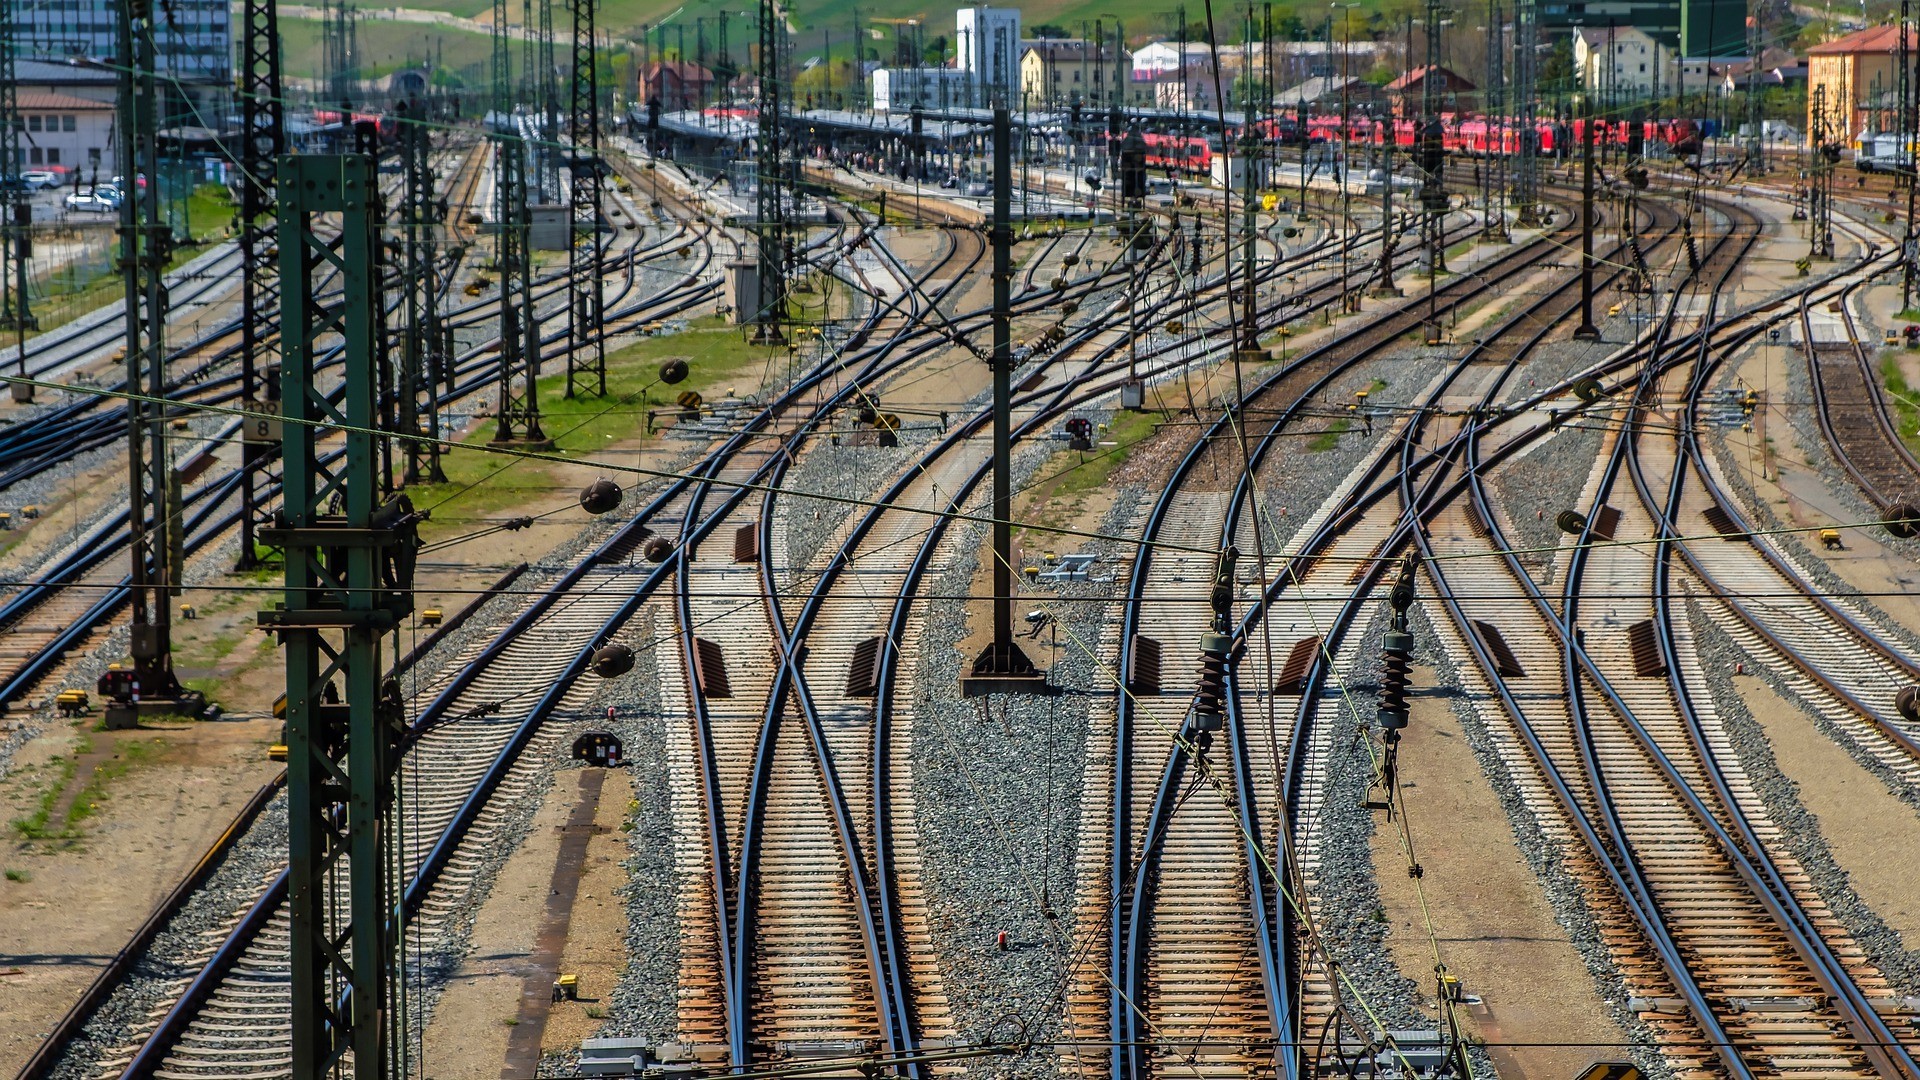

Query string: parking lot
[13,176,125,223]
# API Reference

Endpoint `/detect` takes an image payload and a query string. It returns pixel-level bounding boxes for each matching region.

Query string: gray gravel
[593,606,683,1043]
[1491,421,1605,587]
[903,443,1129,1079]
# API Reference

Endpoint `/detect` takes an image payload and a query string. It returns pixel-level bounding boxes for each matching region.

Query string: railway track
[47,187,1042,1078]
[1081,189,1616,1078]
[1803,285,1920,512]
[31,151,1920,1080]
[0,176,729,712]
[1417,198,1920,1077]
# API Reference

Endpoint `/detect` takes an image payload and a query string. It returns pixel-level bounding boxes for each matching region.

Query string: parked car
[64,190,117,213]
[20,171,60,190]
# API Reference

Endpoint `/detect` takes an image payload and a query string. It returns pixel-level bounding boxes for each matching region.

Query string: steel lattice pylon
[399,105,447,482]
[493,0,546,445]
[1511,0,1542,227]
[1481,0,1509,240]
[493,132,547,444]
[754,0,786,342]
[1809,84,1836,260]
[565,0,606,398]
[1745,0,1766,175]
[237,0,286,567]
[262,153,416,1080]
[115,0,187,712]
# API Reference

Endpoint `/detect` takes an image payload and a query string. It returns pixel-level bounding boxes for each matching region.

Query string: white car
[21,171,59,190]
[64,190,117,213]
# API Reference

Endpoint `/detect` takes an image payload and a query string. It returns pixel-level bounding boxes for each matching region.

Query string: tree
[794,57,859,105]
[923,34,949,66]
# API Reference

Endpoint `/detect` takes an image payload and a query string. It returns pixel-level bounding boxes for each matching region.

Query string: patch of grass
[1881,351,1920,458]
[10,751,76,840]
[65,740,162,829]
[181,184,235,243]
[1053,407,1159,498]
[1306,378,1385,452]
[1897,309,1920,322]
[402,317,784,544]
[586,1005,608,1019]
[4,868,30,883]
[1013,407,1161,546]
[1307,419,1351,452]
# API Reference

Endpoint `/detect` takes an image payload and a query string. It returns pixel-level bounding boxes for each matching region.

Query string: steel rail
[1112,202,1577,1080]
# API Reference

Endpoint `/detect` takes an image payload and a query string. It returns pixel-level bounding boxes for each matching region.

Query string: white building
[870,67,977,112]
[955,5,1022,100]
[1132,41,1215,79]
[13,91,115,177]
[1573,25,1670,100]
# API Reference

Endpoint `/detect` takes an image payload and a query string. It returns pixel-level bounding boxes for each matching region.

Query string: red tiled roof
[14,91,110,110]
[1807,24,1919,55]
[1385,64,1476,92]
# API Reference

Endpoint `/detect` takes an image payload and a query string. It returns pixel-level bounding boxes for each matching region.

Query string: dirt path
[1372,663,1628,1080]
[0,716,278,1075]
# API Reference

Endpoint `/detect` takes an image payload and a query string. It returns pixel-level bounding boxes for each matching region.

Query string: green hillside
[276,0,1414,84]
[279,16,496,83]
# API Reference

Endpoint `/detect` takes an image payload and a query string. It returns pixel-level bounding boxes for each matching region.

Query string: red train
[1141,132,1212,174]
[1279,114,1712,158]
[312,109,401,142]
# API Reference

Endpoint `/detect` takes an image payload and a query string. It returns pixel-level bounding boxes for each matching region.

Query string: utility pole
[1511,0,1541,226]
[1238,35,1265,360]
[398,103,446,484]
[494,0,548,446]
[1745,1,1766,174]
[565,0,606,397]
[265,152,418,1080]
[1809,84,1835,260]
[1574,89,1600,339]
[754,0,787,342]
[1481,0,1508,240]
[1416,0,1450,293]
[538,0,562,201]
[1372,124,1401,296]
[236,0,285,564]
[963,107,1044,696]
[1902,1,1918,308]
[0,0,37,396]
[107,0,194,727]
